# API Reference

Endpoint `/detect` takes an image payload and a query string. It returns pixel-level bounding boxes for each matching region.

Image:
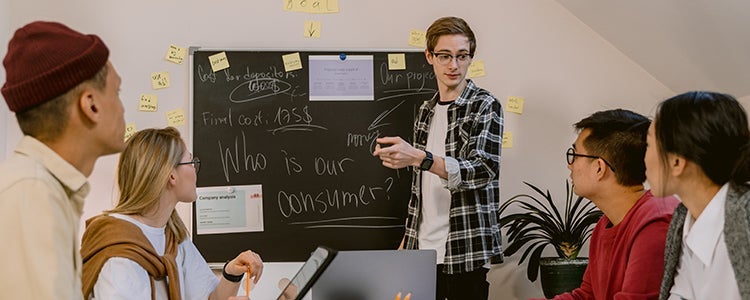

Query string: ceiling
[556,0,750,99]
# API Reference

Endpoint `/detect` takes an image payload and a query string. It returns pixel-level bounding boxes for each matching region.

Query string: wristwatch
[419,150,434,171]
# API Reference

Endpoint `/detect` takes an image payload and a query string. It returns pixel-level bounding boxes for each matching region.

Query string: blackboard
[191,50,437,262]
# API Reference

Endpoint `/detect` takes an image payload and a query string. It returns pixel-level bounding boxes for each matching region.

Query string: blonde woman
[81,127,263,299]
[645,92,750,300]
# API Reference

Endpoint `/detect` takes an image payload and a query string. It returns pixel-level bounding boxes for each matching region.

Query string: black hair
[575,109,651,186]
[655,91,750,186]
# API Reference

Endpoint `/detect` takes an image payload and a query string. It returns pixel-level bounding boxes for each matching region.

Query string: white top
[418,102,451,264]
[90,214,219,300]
[668,184,741,300]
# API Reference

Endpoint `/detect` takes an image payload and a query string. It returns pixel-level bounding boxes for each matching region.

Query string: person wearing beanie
[0,21,126,299]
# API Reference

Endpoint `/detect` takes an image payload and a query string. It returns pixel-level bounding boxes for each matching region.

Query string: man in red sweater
[553,109,679,300]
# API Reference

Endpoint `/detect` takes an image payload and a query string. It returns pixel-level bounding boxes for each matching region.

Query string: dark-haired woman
[645,91,750,300]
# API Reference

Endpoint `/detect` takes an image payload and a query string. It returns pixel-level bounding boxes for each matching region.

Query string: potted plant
[499,180,603,298]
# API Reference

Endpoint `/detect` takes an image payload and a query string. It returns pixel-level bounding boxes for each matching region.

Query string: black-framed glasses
[430,51,472,65]
[566,148,615,172]
[177,157,201,173]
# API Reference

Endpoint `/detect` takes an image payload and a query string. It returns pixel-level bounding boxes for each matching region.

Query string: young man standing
[552,109,679,299]
[0,21,126,298]
[374,16,503,299]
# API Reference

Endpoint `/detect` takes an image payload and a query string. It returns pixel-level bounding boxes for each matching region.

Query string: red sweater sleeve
[613,219,671,300]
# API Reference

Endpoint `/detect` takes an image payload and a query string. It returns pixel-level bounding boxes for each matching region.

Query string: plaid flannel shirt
[403,79,504,274]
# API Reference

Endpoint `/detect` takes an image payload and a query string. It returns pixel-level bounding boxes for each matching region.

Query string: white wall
[1,0,9,160]
[4,1,674,299]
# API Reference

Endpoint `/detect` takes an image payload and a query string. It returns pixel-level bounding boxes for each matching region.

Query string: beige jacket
[0,136,90,299]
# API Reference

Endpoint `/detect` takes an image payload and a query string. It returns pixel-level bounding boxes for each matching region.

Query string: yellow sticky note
[408,30,426,48]
[283,0,339,13]
[151,71,170,90]
[138,94,158,112]
[165,44,186,64]
[502,132,513,148]
[124,122,137,141]
[304,20,321,38]
[388,53,406,70]
[166,108,186,127]
[209,52,230,73]
[467,60,486,78]
[282,52,303,72]
[506,96,525,114]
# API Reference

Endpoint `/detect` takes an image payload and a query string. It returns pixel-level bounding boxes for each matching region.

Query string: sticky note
[388,53,406,70]
[124,122,137,141]
[166,108,186,126]
[506,96,525,114]
[283,0,339,13]
[408,30,426,48]
[138,94,158,112]
[282,52,303,72]
[467,60,486,78]
[304,20,321,38]
[165,44,186,64]
[209,52,230,72]
[151,71,170,90]
[502,132,513,148]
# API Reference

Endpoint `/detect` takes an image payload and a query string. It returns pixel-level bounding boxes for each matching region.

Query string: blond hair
[107,126,189,242]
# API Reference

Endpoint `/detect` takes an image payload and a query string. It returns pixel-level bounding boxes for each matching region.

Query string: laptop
[311,249,437,300]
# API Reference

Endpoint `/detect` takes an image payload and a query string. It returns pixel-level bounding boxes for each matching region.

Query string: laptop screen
[311,249,436,300]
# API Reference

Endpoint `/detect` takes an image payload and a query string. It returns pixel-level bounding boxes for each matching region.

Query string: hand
[373,136,423,169]
[277,277,298,300]
[226,250,264,284]
[394,291,412,300]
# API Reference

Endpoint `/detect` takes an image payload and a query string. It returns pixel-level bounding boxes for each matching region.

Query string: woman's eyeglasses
[177,157,201,173]
[566,148,615,172]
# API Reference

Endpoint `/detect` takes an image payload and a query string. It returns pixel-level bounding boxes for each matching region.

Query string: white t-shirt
[418,102,451,264]
[668,184,741,300]
[90,214,219,300]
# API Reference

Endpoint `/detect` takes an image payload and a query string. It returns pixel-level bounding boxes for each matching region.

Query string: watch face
[420,152,434,170]
[421,160,433,171]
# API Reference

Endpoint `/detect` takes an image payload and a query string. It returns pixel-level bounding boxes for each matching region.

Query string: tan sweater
[80,214,181,300]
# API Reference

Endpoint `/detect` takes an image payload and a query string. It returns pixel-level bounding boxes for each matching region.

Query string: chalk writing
[289,216,403,229]
[277,177,393,218]
[217,131,268,182]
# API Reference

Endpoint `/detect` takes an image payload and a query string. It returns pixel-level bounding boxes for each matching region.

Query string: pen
[245,266,251,297]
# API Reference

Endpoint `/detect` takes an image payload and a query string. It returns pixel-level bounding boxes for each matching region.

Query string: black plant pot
[539,257,588,299]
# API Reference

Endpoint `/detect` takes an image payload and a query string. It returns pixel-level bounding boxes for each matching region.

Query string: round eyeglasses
[566,148,615,172]
[176,157,201,173]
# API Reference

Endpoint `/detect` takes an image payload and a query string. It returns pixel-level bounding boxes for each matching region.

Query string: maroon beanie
[1,21,109,112]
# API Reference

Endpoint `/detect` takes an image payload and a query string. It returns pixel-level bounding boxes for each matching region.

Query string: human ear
[77,86,99,123]
[670,155,687,177]
[595,159,607,180]
[424,49,434,65]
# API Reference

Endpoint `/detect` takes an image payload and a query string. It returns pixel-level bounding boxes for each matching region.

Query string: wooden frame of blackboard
[189,48,438,263]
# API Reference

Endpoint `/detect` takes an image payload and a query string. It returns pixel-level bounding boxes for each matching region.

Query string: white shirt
[668,184,741,300]
[90,214,219,300]
[419,102,451,264]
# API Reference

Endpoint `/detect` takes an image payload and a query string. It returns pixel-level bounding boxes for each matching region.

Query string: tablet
[276,246,337,300]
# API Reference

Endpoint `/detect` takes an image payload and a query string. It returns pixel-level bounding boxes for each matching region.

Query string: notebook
[311,249,437,300]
